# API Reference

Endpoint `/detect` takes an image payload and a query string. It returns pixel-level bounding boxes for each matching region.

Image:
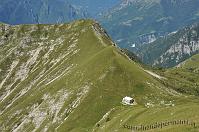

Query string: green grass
[0,20,199,132]
[160,54,199,96]
[94,98,199,132]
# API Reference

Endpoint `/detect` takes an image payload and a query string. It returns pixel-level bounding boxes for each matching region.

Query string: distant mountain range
[2,0,199,52]
[138,22,199,68]
[0,0,89,25]
[100,0,199,50]
[0,0,121,25]
[67,0,121,17]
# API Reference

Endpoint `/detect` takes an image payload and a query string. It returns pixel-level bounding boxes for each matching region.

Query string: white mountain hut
[122,96,134,105]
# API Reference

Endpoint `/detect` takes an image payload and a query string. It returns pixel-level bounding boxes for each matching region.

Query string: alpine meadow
[0,0,199,132]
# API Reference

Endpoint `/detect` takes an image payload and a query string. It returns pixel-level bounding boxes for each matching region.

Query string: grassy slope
[94,99,199,132]
[162,54,199,96]
[93,54,199,131]
[106,54,199,132]
[57,46,178,131]
[0,20,199,132]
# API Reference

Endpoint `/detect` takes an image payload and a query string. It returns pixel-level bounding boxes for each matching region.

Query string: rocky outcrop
[154,24,199,67]
[140,23,199,67]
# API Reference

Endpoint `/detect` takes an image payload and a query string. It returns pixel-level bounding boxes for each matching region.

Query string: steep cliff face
[68,0,121,16]
[136,32,164,45]
[154,36,199,66]
[139,23,199,67]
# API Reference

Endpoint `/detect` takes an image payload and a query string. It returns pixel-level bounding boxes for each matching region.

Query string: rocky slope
[0,20,199,132]
[139,23,199,67]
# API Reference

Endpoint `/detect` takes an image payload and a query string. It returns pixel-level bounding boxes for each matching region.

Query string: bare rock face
[139,23,199,67]
[153,24,199,67]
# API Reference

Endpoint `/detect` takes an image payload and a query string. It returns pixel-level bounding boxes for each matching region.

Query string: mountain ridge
[1,19,199,131]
